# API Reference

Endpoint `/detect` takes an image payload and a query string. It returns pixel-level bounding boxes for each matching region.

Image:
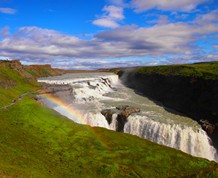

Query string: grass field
[137,61,218,80]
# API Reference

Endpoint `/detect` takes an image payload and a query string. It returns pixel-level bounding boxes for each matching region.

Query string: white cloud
[213,44,218,48]
[131,0,208,12]
[168,54,218,64]
[93,18,120,28]
[103,5,124,19]
[195,9,218,24]
[92,5,124,28]
[0,7,16,14]
[0,26,10,38]
[51,58,148,70]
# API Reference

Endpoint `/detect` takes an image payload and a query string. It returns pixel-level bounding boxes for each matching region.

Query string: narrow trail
[0,92,32,110]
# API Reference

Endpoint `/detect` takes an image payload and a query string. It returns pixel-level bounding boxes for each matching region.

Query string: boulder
[101,109,117,124]
[101,105,140,132]
[116,105,140,118]
[200,120,216,135]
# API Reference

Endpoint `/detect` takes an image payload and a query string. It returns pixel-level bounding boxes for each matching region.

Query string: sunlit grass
[137,62,218,80]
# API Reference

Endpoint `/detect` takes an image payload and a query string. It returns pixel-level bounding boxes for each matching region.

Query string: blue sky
[0,0,217,69]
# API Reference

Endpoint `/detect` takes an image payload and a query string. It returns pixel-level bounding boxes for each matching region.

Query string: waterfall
[124,115,218,161]
[71,75,119,103]
[38,72,218,162]
[83,112,110,129]
[79,110,218,161]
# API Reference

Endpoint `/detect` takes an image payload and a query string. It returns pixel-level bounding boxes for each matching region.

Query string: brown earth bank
[117,64,218,151]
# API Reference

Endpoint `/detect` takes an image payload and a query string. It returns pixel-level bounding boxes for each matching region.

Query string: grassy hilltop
[137,62,218,80]
[0,60,217,177]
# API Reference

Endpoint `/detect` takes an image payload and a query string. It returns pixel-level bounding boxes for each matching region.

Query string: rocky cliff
[119,62,218,150]
[0,59,67,80]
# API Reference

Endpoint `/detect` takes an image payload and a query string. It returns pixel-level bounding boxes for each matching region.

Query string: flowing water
[38,72,218,162]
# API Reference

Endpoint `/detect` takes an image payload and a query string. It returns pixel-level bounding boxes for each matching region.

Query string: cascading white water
[38,72,218,162]
[83,112,109,129]
[72,75,117,103]
[38,73,118,103]
[124,115,217,161]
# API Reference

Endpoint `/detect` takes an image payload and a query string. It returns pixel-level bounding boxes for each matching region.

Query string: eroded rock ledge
[36,83,75,104]
[101,105,140,132]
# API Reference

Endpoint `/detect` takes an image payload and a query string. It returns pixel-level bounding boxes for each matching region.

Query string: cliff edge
[119,62,218,150]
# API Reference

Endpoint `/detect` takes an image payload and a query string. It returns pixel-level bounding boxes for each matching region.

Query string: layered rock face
[119,69,218,150]
[36,84,75,104]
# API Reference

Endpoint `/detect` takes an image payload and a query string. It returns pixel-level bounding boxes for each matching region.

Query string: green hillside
[0,60,217,177]
[137,61,218,80]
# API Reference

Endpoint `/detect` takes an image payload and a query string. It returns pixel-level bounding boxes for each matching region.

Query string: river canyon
[38,72,218,162]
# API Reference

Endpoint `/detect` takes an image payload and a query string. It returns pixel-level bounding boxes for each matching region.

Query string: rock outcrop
[0,59,22,69]
[0,60,68,80]
[36,84,75,104]
[200,120,216,135]
[101,105,140,132]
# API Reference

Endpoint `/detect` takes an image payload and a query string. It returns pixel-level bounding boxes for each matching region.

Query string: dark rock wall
[119,70,218,149]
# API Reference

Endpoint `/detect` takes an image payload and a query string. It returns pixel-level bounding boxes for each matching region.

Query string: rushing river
[38,72,218,162]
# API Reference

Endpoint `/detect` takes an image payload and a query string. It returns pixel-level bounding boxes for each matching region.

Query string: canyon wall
[118,62,218,149]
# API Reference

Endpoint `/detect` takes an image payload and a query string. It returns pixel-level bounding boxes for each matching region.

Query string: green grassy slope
[0,60,65,108]
[0,60,217,177]
[0,67,37,108]
[1,96,218,178]
[137,61,218,80]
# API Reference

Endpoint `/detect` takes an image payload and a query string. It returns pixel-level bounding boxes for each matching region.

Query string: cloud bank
[131,0,208,12]
[0,7,16,14]
[0,1,217,69]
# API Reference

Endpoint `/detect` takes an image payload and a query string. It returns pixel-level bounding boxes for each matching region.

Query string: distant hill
[0,60,217,177]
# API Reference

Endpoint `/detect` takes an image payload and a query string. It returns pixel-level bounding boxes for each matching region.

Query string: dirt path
[0,92,32,110]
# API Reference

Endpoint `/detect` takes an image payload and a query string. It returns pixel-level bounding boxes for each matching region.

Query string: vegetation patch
[137,62,218,80]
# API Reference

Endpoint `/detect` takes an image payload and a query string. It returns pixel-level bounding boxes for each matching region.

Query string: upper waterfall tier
[39,73,119,103]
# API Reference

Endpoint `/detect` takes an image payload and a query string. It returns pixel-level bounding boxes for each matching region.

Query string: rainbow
[39,93,109,149]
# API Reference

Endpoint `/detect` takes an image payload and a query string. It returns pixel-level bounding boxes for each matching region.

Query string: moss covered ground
[0,60,217,177]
